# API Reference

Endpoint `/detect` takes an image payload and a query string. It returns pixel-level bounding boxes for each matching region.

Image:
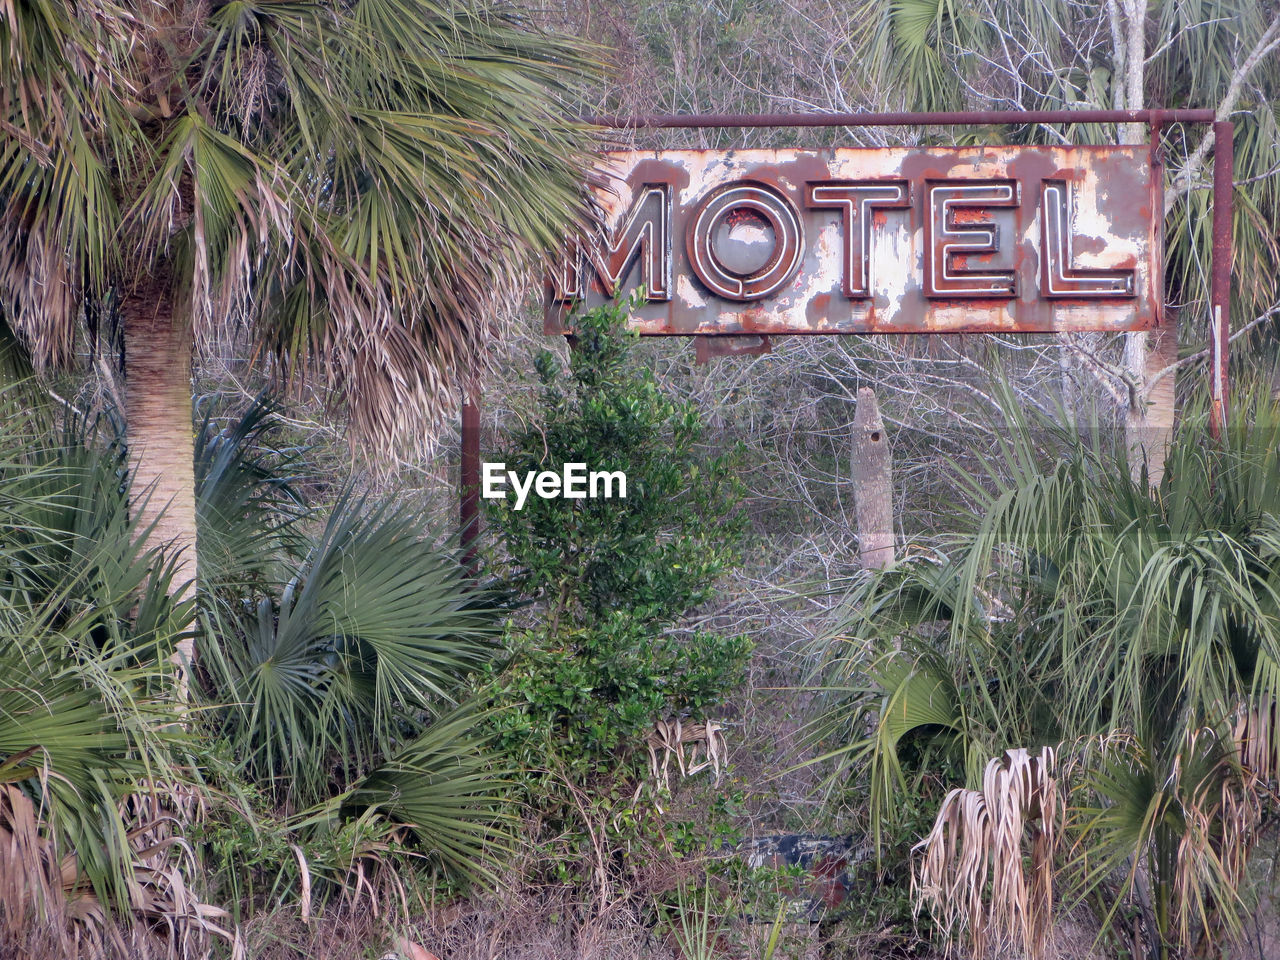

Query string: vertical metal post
[1210,120,1234,439]
[460,384,481,573]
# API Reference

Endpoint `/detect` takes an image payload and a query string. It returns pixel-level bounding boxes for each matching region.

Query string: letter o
[686,180,804,301]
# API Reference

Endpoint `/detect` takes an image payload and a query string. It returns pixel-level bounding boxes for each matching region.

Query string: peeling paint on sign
[545,147,1162,335]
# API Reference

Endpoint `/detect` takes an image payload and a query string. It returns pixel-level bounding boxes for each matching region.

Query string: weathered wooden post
[851,387,894,569]
[460,383,481,575]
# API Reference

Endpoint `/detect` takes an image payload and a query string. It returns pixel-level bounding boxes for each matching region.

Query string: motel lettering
[546,147,1161,335]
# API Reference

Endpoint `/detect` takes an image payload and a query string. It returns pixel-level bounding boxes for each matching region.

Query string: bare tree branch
[1165,11,1280,216]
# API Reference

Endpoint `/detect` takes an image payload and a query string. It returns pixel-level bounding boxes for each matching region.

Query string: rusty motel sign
[546,146,1161,335]
[462,109,1233,563]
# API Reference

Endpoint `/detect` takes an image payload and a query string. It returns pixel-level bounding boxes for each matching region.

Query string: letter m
[551,184,672,302]
[590,470,626,499]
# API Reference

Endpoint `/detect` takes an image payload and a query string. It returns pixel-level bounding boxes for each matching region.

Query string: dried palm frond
[1169,727,1262,946]
[913,746,1059,960]
[1069,722,1267,954]
[0,779,242,960]
[645,718,729,794]
[1233,696,1279,785]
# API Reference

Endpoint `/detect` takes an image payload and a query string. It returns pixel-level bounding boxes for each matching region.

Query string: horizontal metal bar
[588,109,1217,129]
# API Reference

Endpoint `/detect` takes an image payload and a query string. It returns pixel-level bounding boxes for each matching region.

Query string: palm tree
[837,0,1280,482]
[0,1,599,667]
[1,383,514,950]
[809,385,1280,958]
[0,379,232,955]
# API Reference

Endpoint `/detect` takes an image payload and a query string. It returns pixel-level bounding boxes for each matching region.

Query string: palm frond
[0,377,224,951]
[194,392,309,595]
[3,1,602,454]
[202,491,500,807]
[341,703,510,885]
[811,380,1280,953]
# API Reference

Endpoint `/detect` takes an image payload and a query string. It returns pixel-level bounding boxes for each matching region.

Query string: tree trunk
[122,281,197,678]
[852,387,895,569]
[1113,0,1178,486]
[1124,315,1178,484]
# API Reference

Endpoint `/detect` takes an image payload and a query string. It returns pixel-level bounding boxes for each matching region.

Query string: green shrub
[483,618,750,782]
[489,297,745,627]
[480,297,751,881]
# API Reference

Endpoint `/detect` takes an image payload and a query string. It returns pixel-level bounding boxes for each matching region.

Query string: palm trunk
[1113,0,1179,487]
[122,281,197,679]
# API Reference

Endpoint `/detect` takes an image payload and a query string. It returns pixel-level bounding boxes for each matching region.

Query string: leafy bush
[489,297,745,627]
[480,297,750,879]
[483,618,750,784]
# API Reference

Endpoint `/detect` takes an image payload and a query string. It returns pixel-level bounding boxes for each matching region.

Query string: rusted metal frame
[480,109,1234,542]
[587,107,1234,438]
[589,108,1217,129]
[460,386,481,574]
[1210,120,1234,438]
